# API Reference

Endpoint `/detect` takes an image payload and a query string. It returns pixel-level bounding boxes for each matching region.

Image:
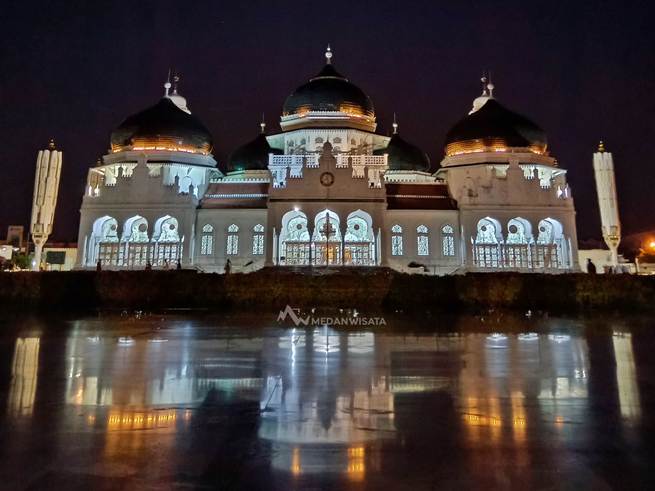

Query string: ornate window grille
[252,224,265,255]
[200,224,214,255]
[417,225,429,256]
[391,224,403,256]
[441,224,455,256]
[226,224,239,255]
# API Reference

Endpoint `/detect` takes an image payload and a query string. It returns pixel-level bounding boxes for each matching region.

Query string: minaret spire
[392,113,398,134]
[325,44,333,64]
[260,113,266,134]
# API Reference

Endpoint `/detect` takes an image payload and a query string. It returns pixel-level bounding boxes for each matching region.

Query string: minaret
[30,140,63,271]
[593,141,621,266]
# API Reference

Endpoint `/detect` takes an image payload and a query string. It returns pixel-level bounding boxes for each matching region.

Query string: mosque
[75,47,579,274]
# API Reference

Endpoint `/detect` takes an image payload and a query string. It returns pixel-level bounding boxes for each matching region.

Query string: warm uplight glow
[107,409,177,430]
[291,447,301,476]
[347,445,365,481]
[445,139,547,157]
[111,137,210,155]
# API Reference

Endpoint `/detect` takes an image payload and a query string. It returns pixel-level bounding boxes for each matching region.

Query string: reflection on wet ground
[0,313,654,490]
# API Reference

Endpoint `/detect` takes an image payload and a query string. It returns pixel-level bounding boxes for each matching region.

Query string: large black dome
[227,133,282,173]
[283,64,375,118]
[110,98,213,154]
[375,134,431,172]
[444,99,547,156]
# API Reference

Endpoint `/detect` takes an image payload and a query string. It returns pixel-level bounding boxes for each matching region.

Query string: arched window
[252,224,265,255]
[154,216,180,243]
[417,225,429,256]
[152,216,181,266]
[441,224,455,257]
[473,217,502,268]
[200,224,214,255]
[122,216,150,268]
[92,216,119,267]
[391,225,403,256]
[280,210,310,265]
[333,137,342,144]
[312,210,342,265]
[226,224,239,255]
[536,218,566,269]
[506,218,532,244]
[344,211,374,266]
[315,137,323,144]
[124,216,149,243]
[505,218,532,268]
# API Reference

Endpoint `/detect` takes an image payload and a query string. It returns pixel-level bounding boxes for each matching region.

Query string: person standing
[586,258,597,274]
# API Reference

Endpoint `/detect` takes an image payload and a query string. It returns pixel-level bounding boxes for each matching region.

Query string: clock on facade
[320,172,335,187]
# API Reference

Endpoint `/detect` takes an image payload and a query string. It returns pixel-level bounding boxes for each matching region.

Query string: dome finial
[325,44,333,64]
[486,71,495,98]
[260,112,266,134]
[598,140,605,152]
[480,73,489,96]
[172,72,180,95]
[164,69,172,97]
[392,113,398,134]
[48,138,56,150]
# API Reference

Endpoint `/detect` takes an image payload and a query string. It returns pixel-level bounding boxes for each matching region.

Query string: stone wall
[0,269,653,313]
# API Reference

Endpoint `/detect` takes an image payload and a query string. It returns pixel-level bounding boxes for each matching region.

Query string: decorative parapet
[84,160,209,201]
[269,152,388,187]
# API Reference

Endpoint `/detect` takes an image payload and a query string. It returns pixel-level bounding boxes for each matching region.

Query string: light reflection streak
[7,338,40,417]
[48,322,644,483]
[612,332,642,424]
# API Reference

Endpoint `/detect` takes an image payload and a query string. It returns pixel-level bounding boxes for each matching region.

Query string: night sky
[2,0,653,242]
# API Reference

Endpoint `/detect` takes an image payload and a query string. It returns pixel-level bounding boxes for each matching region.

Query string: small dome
[227,132,282,173]
[110,97,213,154]
[375,134,431,172]
[444,99,547,156]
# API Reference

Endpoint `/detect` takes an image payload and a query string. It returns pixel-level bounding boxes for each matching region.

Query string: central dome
[281,47,376,132]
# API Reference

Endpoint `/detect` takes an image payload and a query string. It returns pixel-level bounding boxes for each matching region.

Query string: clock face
[320,172,335,187]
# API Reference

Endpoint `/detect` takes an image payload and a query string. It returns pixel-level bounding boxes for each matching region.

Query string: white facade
[75,53,580,274]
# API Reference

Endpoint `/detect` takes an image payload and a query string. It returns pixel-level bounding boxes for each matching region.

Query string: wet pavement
[0,312,654,490]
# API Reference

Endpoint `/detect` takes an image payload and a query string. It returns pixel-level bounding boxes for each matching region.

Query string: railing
[472,242,569,270]
[269,153,387,187]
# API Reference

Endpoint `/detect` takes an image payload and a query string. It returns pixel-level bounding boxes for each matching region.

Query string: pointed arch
[344,210,375,265]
